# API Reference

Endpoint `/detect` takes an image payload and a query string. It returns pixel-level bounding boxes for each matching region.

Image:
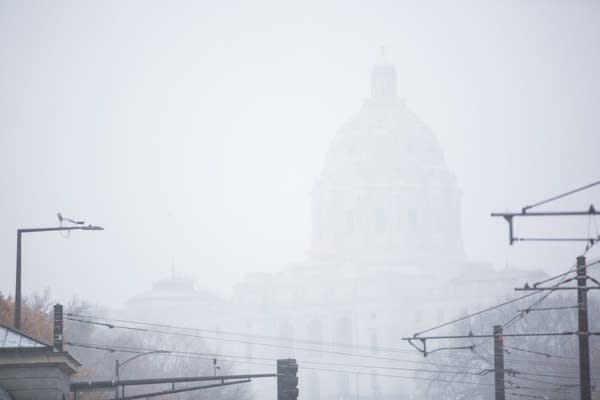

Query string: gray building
[0,323,80,400]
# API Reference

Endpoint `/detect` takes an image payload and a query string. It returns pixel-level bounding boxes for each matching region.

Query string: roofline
[0,322,52,348]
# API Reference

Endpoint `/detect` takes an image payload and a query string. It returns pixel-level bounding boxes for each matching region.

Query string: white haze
[1,0,600,307]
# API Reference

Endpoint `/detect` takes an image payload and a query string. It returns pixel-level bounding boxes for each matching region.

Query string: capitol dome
[311,63,464,266]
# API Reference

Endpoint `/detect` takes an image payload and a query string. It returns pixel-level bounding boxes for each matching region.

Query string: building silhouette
[122,62,546,400]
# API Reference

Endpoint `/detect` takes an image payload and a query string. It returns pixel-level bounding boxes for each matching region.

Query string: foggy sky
[1,0,599,307]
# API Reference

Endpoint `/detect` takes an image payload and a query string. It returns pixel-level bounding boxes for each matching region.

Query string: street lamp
[14,214,103,329]
[116,350,170,398]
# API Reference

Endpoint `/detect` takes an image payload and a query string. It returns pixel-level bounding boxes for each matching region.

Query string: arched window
[370,332,378,354]
[335,317,353,348]
[345,210,354,234]
[375,208,386,233]
[370,372,381,399]
[335,318,352,396]
[408,209,417,232]
[337,372,351,399]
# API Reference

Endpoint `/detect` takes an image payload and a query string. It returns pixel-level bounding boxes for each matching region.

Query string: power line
[66,317,478,366]
[505,345,576,360]
[521,180,600,213]
[71,340,497,388]
[65,341,485,376]
[411,257,600,340]
[403,258,596,391]
[67,342,499,390]
[66,314,583,374]
[412,290,543,337]
[66,340,585,384]
[72,314,597,378]
[64,313,410,355]
[299,365,496,387]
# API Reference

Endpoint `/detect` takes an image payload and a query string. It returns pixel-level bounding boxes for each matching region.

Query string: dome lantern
[370,64,398,101]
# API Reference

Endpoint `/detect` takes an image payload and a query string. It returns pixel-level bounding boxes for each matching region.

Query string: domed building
[311,63,464,267]
[123,267,229,325]
[227,62,546,400]
[120,62,546,400]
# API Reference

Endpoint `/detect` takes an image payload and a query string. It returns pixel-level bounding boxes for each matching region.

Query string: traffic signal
[277,359,299,400]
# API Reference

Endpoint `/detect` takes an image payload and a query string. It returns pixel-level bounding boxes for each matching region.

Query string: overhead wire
[65,247,600,391]
[521,179,600,212]
[65,341,487,380]
[65,306,592,381]
[65,314,526,366]
[65,341,502,388]
[64,339,478,372]
[411,290,543,337]
[408,250,599,363]
[66,314,586,377]
[65,340,584,384]
[505,345,576,360]
[64,313,411,355]
[413,256,600,342]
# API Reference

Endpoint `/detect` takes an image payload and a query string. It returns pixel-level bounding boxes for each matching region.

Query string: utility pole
[115,359,120,399]
[577,256,591,400]
[490,182,600,400]
[493,325,505,400]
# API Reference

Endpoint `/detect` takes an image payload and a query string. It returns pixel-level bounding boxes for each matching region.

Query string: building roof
[0,323,51,349]
[0,387,14,400]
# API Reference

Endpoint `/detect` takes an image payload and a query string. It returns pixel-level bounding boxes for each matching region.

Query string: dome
[124,271,226,323]
[321,65,448,186]
[311,64,464,266]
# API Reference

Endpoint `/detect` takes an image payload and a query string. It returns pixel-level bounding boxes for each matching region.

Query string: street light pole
[15,230,22,330]
[14,224,103,330]
[116,351,169,398]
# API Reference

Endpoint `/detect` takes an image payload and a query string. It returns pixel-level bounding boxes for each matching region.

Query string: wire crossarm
[402,332,599,341]
[490,179,600,245]
[71,373,276,391]
[402,331,600,358]
[107,379,251,400]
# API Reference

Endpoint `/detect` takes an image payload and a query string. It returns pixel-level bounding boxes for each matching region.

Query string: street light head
[81,225,104,231]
